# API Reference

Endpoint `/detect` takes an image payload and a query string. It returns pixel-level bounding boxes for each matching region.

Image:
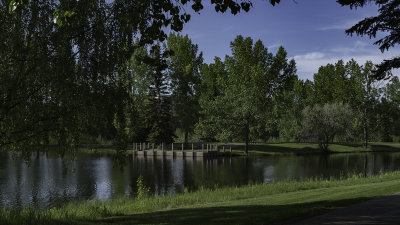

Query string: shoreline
[2,171,400,225]
[2,142,400,157]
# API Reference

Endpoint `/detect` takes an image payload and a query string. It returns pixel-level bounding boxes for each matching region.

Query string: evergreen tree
[144,46,174,144]
[338,0,400,79]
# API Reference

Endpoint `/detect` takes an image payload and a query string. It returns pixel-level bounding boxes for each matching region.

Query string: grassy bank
[228,142,400,156]
[2,171,400,225]
[79,142,400,156]
[12,142,400,157]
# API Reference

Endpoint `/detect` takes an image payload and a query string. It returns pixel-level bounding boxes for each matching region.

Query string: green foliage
[196,36,296,152]
[6,0,266,44]
[136,175,150,199]
[338,0,400,79]
[2,0,280,152]
[144,46,175,144]
[2,0,399,152]
[167,33,203,144]
[301,103,355,151]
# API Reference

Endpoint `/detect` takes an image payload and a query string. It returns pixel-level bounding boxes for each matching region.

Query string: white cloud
[292,43,400,80]
[267,43,282,50]
[317,19,360,31]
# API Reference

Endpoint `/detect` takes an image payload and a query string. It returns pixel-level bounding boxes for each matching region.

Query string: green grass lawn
[228,142,400,156]
[3,171,400,225]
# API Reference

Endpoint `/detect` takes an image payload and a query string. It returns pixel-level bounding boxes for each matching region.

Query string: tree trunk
[364,107,368,149]
[184,130,188,145]
[244,118,250,155]
[319,133,330,153]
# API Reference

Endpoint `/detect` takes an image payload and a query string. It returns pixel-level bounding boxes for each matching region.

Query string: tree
[167,33,203,144]
[1,0,281,150]
[301,103,355,152]
[196,57,228,141]
[310,59,383,146]
[124,44,174,145]
[337,0,400,79]
[144,46,175,144]
[196,36,295,153]
[7,0,276,45]
[350,61,381,147]
[276,77,307,142]
[379,77,400,141]
[313,60,354,105]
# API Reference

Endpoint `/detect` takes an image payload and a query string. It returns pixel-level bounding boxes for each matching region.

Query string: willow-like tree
[1,0,280,150]
[301,103,354,152]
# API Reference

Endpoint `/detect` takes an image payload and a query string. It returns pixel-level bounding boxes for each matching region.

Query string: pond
[1,151,400,209]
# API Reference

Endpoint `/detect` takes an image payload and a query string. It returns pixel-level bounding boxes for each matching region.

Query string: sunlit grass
[2,171,400,225]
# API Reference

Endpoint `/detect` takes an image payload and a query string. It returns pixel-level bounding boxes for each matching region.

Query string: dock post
[223,146,225,153]
[182,143,184,152]
[162,143,164,152]
[207,144,209,153]
[172,143,174,152]
[216,144,219,152]
[230,147,232,153]
[148,143,149,149]
[202,144,204,153]
[152,143,154,155]
[192,143,194,152]
[136,143,138,151]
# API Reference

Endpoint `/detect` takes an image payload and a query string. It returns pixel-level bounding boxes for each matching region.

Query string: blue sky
[176,0,398,80]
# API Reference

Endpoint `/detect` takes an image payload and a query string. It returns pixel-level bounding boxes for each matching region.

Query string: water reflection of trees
[3,152,400,209]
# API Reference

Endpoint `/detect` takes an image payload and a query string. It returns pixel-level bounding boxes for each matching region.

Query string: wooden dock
[132,142,232,158]
[133,150,229,158]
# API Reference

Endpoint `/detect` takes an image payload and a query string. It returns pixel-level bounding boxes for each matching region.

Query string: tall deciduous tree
[350,61,381,148]
[167,33,203,144]
[196,57,228,141]
[196,36,295,153]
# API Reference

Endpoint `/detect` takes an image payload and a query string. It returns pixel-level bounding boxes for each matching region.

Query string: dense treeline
[1,0,400,153]
[102,34,400,152]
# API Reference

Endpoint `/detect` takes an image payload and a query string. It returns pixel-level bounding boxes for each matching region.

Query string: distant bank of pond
[1,151,400,209]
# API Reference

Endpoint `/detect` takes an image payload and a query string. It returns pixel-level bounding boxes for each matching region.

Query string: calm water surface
[1,151,400,209]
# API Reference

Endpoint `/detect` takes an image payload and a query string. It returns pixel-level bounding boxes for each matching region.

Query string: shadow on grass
[250,144,318,154]
[88,197,371,225]
[230,142,400,155]
[370,144,400,152]
[228,143,320,155]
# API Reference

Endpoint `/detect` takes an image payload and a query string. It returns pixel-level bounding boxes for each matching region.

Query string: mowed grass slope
[229,142,400,155]
[2,171,400,225]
